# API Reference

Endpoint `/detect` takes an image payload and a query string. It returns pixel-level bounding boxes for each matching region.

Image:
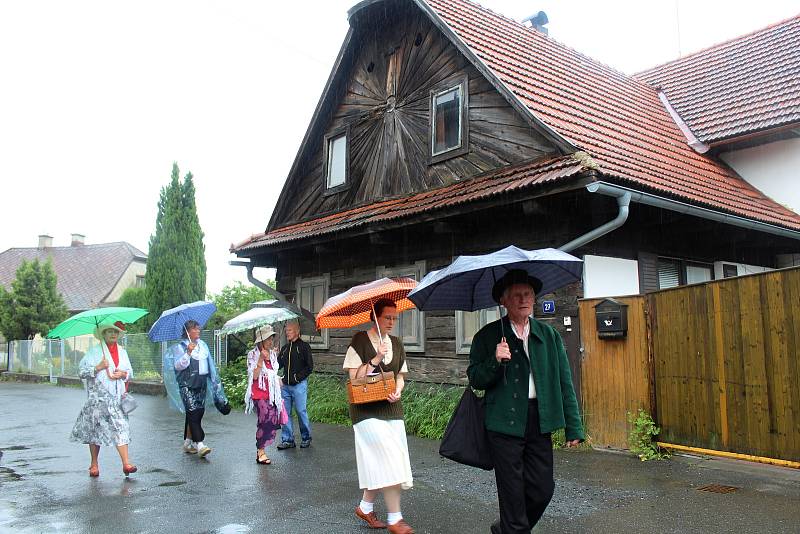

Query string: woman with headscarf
[70,321,137,477]
[244,324,284,465]
[165,319,229,458]
[343,298,414,534]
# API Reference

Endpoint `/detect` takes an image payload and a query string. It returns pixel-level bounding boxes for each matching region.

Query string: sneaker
[183,442,198,454]
[276,441,296,450]
[300,439,311,448]
[197,445,212,458]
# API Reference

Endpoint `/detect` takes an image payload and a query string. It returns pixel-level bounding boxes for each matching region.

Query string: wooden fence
[580,266,800,462]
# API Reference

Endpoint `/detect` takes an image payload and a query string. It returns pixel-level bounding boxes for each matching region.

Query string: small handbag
[438,387,493,470]
[346,362,396,405]
[120,392,138,415]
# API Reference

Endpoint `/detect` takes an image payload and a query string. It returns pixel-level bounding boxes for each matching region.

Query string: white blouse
[343,328,409,373]
[78,343,133,399]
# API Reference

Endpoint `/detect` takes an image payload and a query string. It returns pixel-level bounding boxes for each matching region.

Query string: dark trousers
[487,399,554,534]
[184,409,205,442]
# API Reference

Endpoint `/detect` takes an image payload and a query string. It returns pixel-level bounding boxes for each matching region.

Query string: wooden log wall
[578,296,652,449]
[650,267,800,461]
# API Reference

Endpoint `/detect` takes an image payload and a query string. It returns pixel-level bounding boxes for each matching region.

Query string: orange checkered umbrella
[316,277,418,330]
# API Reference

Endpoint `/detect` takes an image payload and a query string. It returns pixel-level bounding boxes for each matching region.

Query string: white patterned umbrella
[219,306,301,335]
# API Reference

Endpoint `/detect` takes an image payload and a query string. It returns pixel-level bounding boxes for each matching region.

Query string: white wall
[104,260,147,304]
[720,138,800,214]
[583,255,640,298]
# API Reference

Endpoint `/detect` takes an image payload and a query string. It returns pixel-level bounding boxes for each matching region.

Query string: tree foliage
[144,162,207,327]
[0,259,68,340]
[207,281,275,360]
[117,287,149,333]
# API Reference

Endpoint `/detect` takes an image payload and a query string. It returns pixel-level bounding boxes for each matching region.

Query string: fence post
[8,341,14,372]
[61,340,65,377]
[27,340,32,373]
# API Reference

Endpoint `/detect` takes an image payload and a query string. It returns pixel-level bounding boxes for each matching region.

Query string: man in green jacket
[468,269,584,534]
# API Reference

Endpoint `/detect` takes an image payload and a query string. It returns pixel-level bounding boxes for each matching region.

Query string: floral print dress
[69,344,133,447]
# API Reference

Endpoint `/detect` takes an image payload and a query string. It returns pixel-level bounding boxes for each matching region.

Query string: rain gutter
[558,188,631,252]
[229,260,286,302]
[576,182,800,241]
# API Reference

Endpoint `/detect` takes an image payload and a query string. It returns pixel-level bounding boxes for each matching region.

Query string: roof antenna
[521,11,549,35]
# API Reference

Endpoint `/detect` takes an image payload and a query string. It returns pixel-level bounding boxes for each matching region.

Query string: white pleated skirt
[353,418,413,491]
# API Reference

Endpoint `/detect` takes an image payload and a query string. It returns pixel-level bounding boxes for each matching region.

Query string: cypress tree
[0,258,68,340]
[144,163,207,327]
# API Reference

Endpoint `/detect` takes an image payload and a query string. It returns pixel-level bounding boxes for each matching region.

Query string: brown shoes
[387,520,414,534]
[355,507,387,529]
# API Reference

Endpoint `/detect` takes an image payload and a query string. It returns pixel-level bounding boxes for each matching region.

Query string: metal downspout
[558,187,631,252]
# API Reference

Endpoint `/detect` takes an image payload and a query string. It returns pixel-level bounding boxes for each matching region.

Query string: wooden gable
[268,0,563,231]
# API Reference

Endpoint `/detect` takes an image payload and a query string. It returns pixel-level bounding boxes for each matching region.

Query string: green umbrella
[47,306,149,339]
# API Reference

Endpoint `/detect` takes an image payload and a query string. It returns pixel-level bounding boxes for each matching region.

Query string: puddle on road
[158,481,187,487]
[0,446,30,451]
[216,524,251,534]
[0,467,23,481]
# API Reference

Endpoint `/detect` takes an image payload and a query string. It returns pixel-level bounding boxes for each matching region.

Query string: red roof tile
[232,156,587,252]
[636,15,800,144]
[425,0,800,230]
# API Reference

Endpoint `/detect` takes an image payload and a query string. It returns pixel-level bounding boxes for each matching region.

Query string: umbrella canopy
[316,277,418,330]
[251,299,318,333]
[47,307,148,339]
[219,305,301,336]
[408,246,583,312]
[148,300,217,342]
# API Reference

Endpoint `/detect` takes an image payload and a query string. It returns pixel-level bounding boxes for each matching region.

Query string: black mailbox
[594,298,628,339]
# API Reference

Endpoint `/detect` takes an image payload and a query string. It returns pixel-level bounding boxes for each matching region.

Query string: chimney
[71,233,86,246]
[38,234,53,249]
[522,11,549,35]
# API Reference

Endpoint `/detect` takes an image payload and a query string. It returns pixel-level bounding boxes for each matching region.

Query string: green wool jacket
[468,316,585,441]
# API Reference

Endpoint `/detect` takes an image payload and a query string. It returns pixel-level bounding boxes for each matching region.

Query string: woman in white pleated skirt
[343,298,414,534]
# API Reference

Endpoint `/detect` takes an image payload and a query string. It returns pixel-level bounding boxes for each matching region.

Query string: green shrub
[627,408,669,461]
[219,358,248,409]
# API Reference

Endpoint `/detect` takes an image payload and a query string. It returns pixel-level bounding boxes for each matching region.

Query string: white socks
[387,512,403,525]
[184,439,193,447]
[359,500,374,514]
[196,441,206,449]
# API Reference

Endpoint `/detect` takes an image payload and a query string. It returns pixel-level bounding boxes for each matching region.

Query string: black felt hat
[491,269,543,303]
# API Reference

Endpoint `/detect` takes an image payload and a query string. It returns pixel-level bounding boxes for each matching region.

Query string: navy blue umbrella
[408,246,582,312]
[148,300,217,342]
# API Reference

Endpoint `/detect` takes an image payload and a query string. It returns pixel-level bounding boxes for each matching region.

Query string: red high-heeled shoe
[88,465,100,477]
[122,464,137,476]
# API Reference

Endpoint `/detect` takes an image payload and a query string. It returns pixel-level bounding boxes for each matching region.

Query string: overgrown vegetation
[627,408,669,461]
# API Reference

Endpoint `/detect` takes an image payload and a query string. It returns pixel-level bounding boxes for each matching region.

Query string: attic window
[430,77,469,163]
[324,130,348,191]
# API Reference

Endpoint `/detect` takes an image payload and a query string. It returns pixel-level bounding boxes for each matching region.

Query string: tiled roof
[0,242,147,311]
[425,0,800,231]
[232,155,588,252]
[636,15,800,144]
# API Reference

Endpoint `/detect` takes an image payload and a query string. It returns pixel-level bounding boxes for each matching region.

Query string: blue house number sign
[542,300,556,314]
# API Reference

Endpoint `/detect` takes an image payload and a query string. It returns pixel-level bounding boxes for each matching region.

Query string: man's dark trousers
[487,399,554,533]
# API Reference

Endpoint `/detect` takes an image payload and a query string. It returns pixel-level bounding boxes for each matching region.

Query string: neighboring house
[0,234,147,313]
[232,0,800,382]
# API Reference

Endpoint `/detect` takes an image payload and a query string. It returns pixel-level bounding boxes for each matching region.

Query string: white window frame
[429,76,469,164]
[456,308,502,355]
[295,274,330,349]
[323,126,349,194]
[376,261,426,353]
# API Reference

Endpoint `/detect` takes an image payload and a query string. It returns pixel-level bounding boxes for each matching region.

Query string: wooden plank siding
[269,3,557,229]
[649,267,800,461]
[578,296,651,449]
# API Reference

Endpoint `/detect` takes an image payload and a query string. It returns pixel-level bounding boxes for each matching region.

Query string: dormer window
[430,76,469,163]
[324,129,348,192]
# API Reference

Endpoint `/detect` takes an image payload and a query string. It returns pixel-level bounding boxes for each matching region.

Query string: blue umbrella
[408,246,583,312]
[148,300,217,342]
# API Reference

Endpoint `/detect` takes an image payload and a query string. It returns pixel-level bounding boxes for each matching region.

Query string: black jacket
[278,338,313,385]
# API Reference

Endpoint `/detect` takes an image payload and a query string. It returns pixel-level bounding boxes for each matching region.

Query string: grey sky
[1,0,797,293]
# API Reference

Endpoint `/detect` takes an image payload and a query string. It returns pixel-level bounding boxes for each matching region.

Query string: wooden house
[232,0,800,383]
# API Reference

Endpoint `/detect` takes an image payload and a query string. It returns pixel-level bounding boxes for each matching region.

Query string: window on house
[430,78,468,162]
[134,275,145,288]
[325,132,348,190]
[376,261,426,352]
[722,264,739,278]
[296,274,330,349]
[657,257,714,289]
[456,307,502,354]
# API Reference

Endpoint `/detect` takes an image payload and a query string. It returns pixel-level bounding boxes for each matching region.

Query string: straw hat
[254,324,276,344]
[93,321,126,340]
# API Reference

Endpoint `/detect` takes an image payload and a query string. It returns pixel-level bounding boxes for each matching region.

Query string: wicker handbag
[347,363,396,405]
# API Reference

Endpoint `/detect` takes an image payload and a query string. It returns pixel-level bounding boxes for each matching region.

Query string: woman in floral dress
[244,324,284,465]
[70,321,137,477]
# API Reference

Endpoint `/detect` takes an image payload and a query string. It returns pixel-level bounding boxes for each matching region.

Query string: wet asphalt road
[1,381,799,534]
